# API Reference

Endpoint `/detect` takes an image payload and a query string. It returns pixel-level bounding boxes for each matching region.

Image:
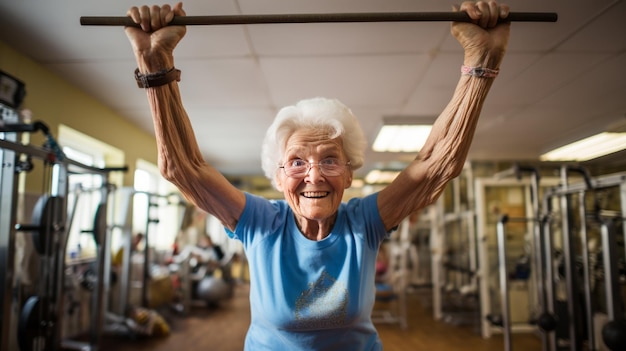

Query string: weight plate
[30,196,65,255]
[92,203,107,246]
[18,296,52,351]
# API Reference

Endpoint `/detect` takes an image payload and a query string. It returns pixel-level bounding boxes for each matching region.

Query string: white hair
[261,97,366,189]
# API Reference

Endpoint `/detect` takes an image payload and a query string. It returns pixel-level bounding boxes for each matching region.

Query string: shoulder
[339,193,386,241]
[343,192,379,218]
[226,193,291,242]
[243,192,290,215]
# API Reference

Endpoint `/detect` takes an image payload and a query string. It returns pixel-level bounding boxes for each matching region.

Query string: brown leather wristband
[135,67,181,88]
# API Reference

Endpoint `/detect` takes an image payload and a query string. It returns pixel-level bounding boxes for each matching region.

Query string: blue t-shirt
[225,192,388,351]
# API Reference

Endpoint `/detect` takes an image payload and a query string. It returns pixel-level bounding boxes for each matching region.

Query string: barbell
[80,11,557,27]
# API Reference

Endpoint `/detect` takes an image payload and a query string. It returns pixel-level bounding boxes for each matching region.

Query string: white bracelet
[461,65,499,78]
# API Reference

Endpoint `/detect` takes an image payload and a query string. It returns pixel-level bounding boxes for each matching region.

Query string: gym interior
[1,1,625,350]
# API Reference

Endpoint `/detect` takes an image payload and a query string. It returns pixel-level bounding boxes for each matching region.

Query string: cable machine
[0,99,26,351]
[430,163,479,327]
[476,165,560,340]
[540,168,626,351]
[489,165,626,351]
[0,100,126,351]
[110,188,186,317]
[62,181,119,351]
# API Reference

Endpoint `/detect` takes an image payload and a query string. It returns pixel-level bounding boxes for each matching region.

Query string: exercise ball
[602,320,626,351]
[196,277,232,304]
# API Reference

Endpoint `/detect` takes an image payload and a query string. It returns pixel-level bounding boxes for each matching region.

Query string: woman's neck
[295,214,337,241]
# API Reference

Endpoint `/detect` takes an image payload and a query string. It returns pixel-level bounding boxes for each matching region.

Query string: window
[58,125,124,260]
[62,145,105,259]
[133,159,181,251]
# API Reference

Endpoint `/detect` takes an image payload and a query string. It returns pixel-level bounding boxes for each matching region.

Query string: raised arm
[124,3,245,230]
[377,1,510,230]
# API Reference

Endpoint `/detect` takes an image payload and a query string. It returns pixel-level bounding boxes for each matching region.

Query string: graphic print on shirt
[294,271,348,329]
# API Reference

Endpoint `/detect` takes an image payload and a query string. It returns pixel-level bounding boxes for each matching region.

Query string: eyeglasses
[279,158,350,178]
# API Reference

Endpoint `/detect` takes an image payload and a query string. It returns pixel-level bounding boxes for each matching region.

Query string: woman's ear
[344,170,353,189]
[274,174,284,192]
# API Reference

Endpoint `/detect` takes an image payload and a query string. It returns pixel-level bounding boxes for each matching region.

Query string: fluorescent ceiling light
[540,132,626,161]
[364,169,401,184]
[373,125,432,152]
[351,179,365,188]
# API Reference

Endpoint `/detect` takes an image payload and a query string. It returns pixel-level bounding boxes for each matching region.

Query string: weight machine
[430,164,479,328]
[540,168,626,351]
[372,217,411,329]
[476,164,561,341]
[490,165,626,351]
[0,101,126,351]
[110,188,186,317]
[486,164,551,350]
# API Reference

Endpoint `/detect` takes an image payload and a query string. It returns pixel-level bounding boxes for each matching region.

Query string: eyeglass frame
[278,158,351,178]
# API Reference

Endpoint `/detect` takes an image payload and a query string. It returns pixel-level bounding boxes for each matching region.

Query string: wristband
[461,65,499,78]
[135,67,181,88]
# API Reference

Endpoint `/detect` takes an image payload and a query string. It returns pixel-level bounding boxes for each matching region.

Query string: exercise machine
[0,98,126,350]
[540,168,626,351]
[476,164,560,340]
[110,188,185,316]
[490,165,626,351]
[430,164,480,328]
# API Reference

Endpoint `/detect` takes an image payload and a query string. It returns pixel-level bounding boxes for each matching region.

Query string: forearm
[419,70,495,178]
[144,82,244,229]
[135,50,175,74]
[135,54,201,178]
[146,83,203,185]
[413,41,502,176]
[378,71,496,229]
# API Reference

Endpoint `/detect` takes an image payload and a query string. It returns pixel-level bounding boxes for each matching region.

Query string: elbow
[158,159,179,184]
[161,169,179,185]
[157,157,198,188]
[421,158,465,203]
[426,155,465,183]
[419,143,467,181]
[448,161,465,179]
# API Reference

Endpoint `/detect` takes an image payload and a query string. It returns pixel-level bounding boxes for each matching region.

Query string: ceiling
[1,0,625,179]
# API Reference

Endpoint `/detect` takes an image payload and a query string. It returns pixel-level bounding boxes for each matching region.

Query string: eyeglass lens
[282,159,347,178]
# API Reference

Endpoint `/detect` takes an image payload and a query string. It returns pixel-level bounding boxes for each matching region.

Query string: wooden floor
[100,283,542,351]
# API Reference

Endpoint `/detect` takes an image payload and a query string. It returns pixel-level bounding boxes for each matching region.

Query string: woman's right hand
[451,1,510,69]
[124,2,187,71]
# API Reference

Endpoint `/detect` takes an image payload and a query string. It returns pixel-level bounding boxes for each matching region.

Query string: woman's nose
[304,163,325,182]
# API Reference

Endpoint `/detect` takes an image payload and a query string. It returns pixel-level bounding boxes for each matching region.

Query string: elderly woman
[124,1,510,349]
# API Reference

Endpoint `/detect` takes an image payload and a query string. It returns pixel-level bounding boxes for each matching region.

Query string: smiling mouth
[302,191,330,198]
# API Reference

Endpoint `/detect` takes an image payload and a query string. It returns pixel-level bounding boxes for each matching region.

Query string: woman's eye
[291,159,307,167]
[321,158,339,166]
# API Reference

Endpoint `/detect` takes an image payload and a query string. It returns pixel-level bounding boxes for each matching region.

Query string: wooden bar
[80,11,558,26]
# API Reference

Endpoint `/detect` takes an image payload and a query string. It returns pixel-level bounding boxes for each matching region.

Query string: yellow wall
[0,40,158,189]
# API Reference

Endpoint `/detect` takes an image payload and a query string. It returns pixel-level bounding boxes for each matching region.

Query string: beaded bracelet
[135,67,181,88]
[461,65,499,78]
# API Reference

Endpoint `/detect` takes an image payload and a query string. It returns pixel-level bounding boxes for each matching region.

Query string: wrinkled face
[275,129,353,224]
